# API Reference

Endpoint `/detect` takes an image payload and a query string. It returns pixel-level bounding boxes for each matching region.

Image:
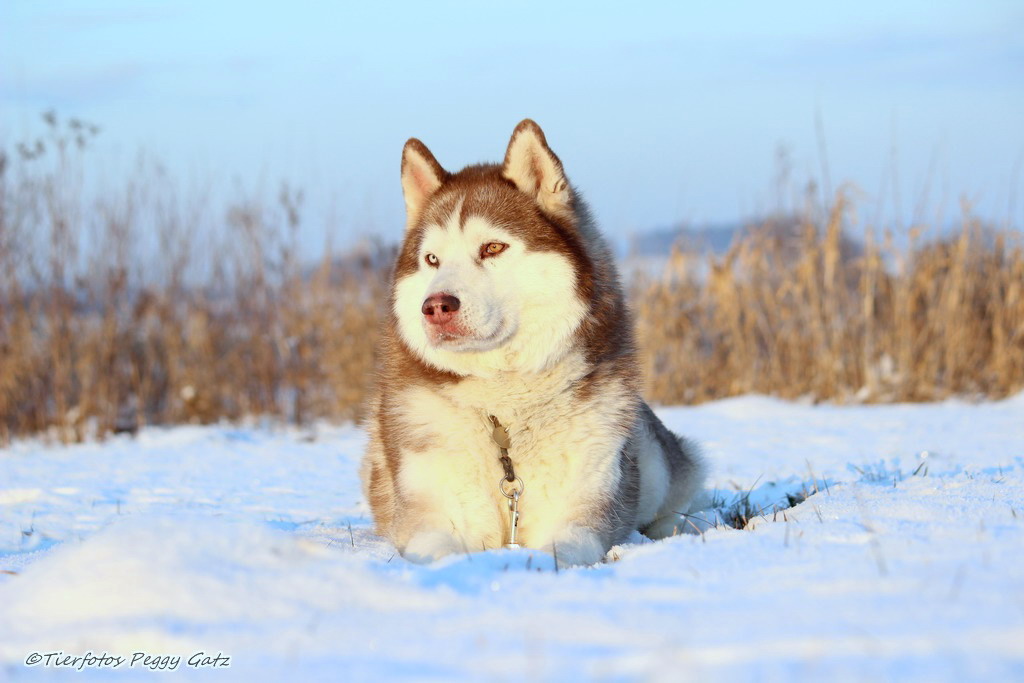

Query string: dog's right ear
[401,138,448,229]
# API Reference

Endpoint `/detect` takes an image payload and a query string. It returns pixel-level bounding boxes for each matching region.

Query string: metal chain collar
[489,414,524,548]
[489,414,516,482]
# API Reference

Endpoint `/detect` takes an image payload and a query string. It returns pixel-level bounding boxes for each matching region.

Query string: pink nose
[421,293,461,324]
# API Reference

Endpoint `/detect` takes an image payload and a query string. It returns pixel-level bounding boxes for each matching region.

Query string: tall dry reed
[634,194,1024,405]
[0,115,389,444]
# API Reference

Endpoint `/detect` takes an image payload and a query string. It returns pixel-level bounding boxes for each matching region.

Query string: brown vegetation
[636,195,1024,405]
[1,116,1021,443]
[0,116,388,444]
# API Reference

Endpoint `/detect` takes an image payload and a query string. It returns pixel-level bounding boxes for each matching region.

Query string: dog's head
[391,120,591,377]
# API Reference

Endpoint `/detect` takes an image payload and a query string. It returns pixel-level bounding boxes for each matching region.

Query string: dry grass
[0,116,389,443]
[1,116,1022,443]
[635,194,1024,405]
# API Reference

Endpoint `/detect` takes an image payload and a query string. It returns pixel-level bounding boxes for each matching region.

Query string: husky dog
[361,120,706,566]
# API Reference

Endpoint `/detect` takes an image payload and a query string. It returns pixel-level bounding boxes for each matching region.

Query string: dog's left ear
[502,119,571,217]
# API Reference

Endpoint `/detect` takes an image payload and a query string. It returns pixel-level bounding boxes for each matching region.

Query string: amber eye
[425,253,439,267]
[481,242,508,258]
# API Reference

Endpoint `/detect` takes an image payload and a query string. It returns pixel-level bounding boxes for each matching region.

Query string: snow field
[1,395,1023,681]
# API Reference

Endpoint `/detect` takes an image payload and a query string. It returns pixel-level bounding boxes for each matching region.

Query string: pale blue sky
[2,1,1022,252]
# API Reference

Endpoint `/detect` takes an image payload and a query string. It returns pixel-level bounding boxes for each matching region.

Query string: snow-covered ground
[1,395,1023,681]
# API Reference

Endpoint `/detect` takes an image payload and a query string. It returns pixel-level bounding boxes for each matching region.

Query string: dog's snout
[421,293,461,324]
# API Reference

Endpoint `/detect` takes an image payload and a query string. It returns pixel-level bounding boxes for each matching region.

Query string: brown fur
[362,120,706,561]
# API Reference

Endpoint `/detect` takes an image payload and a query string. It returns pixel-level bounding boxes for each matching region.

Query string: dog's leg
[539,524,608,568]
[402,529,467,564]
[388,433,502,563]
[522,427,641,568]
[395,504,495,564]
[635,402,708,539]
[391,472,500,564]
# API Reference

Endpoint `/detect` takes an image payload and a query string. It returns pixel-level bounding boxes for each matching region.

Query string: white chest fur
[393,354,632,552]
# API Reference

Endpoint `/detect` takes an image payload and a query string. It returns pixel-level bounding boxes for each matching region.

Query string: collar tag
[489,416,512,450]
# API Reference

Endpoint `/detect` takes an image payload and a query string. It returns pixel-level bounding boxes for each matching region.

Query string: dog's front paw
[402,530,464,564]
[542,525,607,568]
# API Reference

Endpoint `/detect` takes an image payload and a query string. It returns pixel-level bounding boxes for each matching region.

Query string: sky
[1,1,1022,254]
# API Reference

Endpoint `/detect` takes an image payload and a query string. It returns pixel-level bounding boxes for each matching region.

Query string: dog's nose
[421,293,461,324]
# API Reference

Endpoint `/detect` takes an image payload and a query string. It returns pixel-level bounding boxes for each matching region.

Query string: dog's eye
[424,253,439,267]
[481,242,508,259]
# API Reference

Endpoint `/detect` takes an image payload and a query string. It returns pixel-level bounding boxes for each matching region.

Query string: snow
[1,395,1023,681]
